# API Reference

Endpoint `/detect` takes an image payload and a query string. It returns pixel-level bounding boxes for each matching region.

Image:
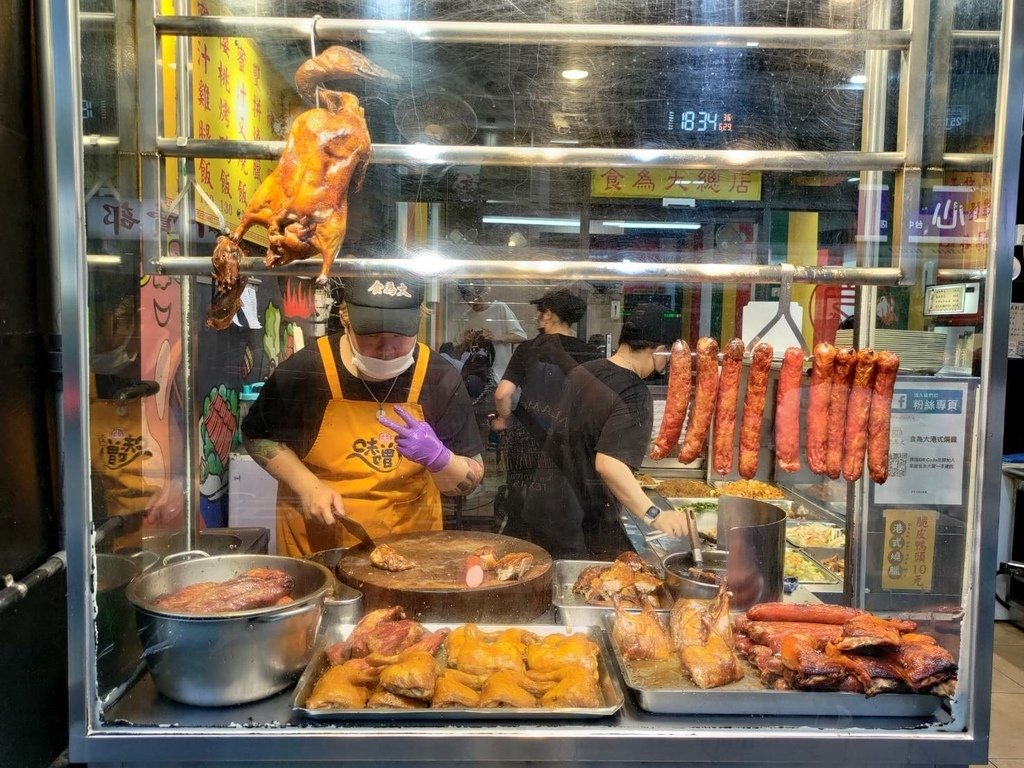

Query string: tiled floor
[978,621,1024,768]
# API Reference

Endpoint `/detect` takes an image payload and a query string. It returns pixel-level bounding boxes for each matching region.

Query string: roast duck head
[206,46,399,329]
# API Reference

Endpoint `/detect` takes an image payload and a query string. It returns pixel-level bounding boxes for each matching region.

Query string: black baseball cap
[620,302,677,348]
[343,275,424,335]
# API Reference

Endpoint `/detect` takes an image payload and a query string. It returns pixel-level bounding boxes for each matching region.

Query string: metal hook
[745,263,811,356]
[309,14,322,109]
[165,175,228,235]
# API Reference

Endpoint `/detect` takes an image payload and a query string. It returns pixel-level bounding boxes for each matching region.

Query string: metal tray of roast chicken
[292,621,624,720]
[599,614,943,717]
[552,560,674,626]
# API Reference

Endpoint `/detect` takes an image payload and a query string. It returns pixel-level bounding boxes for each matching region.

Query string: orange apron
[276,338,443,557]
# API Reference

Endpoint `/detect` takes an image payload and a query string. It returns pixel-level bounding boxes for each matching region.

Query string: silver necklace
[358,374,400,418]
[343,335,401,417]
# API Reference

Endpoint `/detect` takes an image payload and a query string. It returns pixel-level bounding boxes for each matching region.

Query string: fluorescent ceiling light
[549,138,580,145]
[561,69,589,81]
[602,221,701,230]
[482,216,580,228]
[849,74,867,85]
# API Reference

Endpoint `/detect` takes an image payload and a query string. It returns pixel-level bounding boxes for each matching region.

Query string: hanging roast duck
[207,47,399,329]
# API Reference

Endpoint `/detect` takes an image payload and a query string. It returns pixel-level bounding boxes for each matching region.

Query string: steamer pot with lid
[126,554,331,706]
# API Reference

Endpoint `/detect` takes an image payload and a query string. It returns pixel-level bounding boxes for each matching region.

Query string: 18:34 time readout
[668,110,735,132]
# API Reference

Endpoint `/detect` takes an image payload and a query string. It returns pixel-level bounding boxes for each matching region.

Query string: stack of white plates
[834,329,947,373]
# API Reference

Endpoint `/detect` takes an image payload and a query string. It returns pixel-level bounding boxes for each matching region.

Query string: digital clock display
[667,109,736,133]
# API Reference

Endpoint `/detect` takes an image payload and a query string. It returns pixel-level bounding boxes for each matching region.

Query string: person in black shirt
[241,275,484,557]
[490,289,601,535]
[520,303,690,559]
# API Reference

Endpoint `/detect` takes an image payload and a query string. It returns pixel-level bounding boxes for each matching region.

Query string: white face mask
[349,335,415,380]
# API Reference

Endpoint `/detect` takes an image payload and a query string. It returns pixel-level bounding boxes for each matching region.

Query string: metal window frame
[52,2,1022,764]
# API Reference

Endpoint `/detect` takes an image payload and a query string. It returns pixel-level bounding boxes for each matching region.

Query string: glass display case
[50,0,1020,764]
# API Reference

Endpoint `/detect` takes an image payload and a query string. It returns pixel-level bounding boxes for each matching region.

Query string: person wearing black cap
[520,303,690,559]
[488,289,602,536]
[241,274,485,557]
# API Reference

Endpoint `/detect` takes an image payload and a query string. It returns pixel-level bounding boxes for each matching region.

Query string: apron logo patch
[99,433,151,470]
[347,431,400,472]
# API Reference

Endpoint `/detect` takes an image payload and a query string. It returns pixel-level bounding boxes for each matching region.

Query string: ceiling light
[602,221,701,230]
[849,74,867,85]
[848,177,860,183]
[561,69,589,81]
[482,216,580,228]
[549,138,580,145]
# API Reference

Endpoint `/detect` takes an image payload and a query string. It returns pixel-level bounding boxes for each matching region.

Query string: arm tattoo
[246,438,285,468]
[452,456,485,495]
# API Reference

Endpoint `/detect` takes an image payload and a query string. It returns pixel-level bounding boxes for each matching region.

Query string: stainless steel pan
[126,554,331,706]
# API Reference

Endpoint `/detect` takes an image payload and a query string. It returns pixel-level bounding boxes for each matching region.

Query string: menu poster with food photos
[873,382,969,508]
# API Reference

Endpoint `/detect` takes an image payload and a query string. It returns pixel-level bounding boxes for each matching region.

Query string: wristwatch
[643,505,662,525]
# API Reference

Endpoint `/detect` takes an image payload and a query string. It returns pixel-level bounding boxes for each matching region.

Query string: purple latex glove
[378,405,452,472]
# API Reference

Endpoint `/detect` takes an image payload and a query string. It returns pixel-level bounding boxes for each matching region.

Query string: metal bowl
[308,548,364,626]
[127,554,331,706]
[661,550,727,601]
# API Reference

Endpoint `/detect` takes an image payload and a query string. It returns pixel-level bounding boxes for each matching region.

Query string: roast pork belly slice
[152,568,294,614]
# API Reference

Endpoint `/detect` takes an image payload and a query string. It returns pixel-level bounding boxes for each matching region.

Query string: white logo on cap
[368,280,413,299]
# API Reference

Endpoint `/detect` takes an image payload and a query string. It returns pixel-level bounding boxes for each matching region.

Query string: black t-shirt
[503,333,602,445]
[241,335,484,460]
[522,359,652,558]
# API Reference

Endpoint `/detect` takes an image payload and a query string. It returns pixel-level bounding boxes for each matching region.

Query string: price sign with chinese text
[881,509,937,591]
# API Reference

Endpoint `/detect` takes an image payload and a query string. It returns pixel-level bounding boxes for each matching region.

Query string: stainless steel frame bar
[157,255,902,285]
[155,140,908,170]
[965,0,1024,748]
[94,138,1001,170]
[154,16,911,49]
[173,0,198,554]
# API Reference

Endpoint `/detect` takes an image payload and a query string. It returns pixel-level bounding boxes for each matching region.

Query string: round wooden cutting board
[334,530,553,623]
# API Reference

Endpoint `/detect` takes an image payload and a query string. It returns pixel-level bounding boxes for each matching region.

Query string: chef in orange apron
[241,274,485,557]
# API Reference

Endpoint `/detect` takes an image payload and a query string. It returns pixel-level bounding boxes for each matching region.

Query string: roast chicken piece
[378,649,440,700]
[364,626,448,667]
[611,599,673,661]
[536,666,601,708]
[367,686,429,709]
[478,670,538,708]
[525,633,601,679]
[431,669,483,708]
[207,46,399,329]
[369,543,417,572]
[152,567,294,614]
[448,629,525,676]
[495,552,535,582]
[670,588,744,689]
[305,657,381,709]
[571,555,665,609]
[473,545,499,571]
[343,605,406,658]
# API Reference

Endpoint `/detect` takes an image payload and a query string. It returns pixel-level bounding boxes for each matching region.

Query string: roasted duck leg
[669,588,744,689]
[207,46,398,329]
[611,599,673,661]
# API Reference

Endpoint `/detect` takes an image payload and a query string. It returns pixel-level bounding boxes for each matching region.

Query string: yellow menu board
[881,509,938,591]
[590,168,762,201]
[177,0,294,244]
